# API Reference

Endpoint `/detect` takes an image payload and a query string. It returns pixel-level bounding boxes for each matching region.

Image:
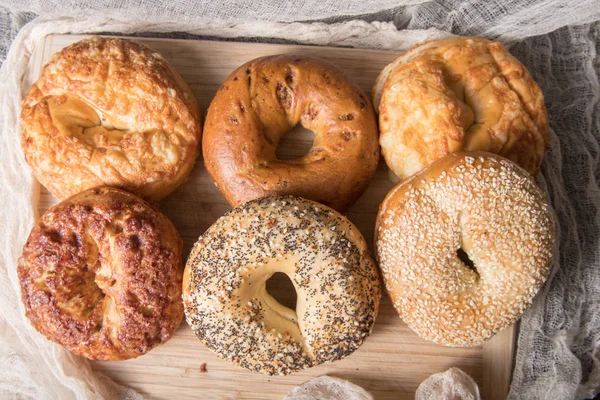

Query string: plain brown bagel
[202,55,380,212]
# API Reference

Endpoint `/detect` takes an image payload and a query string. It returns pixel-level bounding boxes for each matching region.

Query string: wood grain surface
[26,34,515,400]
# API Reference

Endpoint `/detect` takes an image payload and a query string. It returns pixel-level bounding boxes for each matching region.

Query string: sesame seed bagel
[183,196,381,375]
[375,152,555,347]
[203,55,379,212]
[18,187,184,360]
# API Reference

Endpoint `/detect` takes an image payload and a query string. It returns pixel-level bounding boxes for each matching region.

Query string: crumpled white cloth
[0,1,599,399]
[415,368,481,400]
[284,376,374,400]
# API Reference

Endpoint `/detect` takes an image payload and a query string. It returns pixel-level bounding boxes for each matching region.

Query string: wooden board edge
[43,33,402,59]
[32,33,518,399]
[24,34,51,221]
[482,324,516,399]
[24,35,46,93]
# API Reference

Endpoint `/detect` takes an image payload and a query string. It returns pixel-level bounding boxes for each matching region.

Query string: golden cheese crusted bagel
[373,36,548,180]
[18,187,184,360]
[375,152,555,347]
[183,196,382,375]
[20,36,201,201]
[203,55,380,212]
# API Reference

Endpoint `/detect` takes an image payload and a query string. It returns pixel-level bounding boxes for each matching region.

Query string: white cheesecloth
[0,1,599,399]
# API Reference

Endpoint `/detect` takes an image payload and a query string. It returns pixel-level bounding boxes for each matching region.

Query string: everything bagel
[183,196,381,375]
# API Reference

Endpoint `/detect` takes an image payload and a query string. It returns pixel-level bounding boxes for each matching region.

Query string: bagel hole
[275,125,315,161]
[457,248,476,271]
[266,272,297,310]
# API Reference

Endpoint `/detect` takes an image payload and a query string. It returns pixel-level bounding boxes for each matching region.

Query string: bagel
[183,196,381,375]
[373,36,548,180]
[203,55,379,212]
[18,187,184,360]
[375,152,555,346]
[20,36,201,201]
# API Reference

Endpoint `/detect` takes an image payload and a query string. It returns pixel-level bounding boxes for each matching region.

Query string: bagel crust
[203,55,380,212]
[20,36,201,201]
[18,187,184,360]
[375,152,555,347]
[373,36,548,180]
[183,196,381,375]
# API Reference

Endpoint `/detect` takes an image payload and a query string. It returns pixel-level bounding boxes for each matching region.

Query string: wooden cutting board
[26,34,515,400]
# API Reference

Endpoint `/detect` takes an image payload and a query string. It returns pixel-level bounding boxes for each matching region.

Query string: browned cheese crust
[18,187,184,360]
[20,36,201,201]
[373,36,548,180]
[375,152,555,347]
[203,55,380,212]
[183,196,382,375]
